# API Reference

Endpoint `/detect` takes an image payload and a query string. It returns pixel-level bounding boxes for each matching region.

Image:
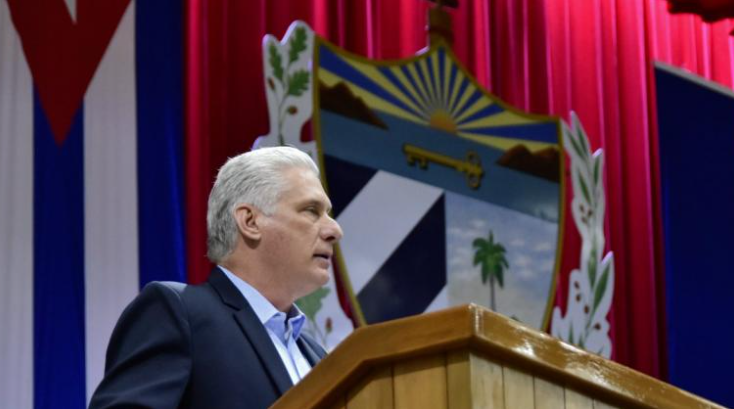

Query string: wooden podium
[272,304,722,409]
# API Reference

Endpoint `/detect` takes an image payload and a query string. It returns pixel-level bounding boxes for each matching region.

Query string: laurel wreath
[266,25,311,146]
[551,113,615,357]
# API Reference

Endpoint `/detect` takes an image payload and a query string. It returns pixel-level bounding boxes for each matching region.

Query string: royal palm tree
[472,231,509,311]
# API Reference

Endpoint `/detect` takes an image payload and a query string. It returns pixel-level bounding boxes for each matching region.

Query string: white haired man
[90,146,343,409]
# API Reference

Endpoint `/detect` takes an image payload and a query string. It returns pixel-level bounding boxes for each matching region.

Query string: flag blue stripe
[33,93,87,409]
[135,0,186,286]
[656,66,734,407]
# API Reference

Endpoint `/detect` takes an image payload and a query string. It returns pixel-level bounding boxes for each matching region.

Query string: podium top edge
[272,304,723,409]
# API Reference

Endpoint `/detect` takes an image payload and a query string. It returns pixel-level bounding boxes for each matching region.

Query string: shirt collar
[218,266,306,342]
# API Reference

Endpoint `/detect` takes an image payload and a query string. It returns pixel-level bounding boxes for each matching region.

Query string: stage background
[1,0,733,407]
[185,0,734,381]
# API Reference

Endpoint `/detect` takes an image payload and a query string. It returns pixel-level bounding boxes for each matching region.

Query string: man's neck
[219,260,293,312]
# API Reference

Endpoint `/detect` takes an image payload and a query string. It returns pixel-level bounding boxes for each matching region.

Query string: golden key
[403,144,484,189]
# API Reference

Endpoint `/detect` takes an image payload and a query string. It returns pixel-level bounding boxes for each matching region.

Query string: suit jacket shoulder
[89,281,193,409]
[90,269,326,409]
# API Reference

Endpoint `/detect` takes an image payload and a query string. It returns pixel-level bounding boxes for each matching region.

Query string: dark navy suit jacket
[89,267,326,409]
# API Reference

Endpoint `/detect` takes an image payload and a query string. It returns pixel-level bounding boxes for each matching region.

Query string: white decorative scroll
[255,21,316,159]
[551,113,615,358]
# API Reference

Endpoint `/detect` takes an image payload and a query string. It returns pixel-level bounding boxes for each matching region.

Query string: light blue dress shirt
[219,266,312,385]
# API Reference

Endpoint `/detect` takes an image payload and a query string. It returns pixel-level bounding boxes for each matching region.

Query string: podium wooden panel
[271,305,723,409]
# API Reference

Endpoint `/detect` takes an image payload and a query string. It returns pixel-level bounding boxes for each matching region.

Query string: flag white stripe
[0,2,34,408]
[337,171,442,294]
[84,2,140,401]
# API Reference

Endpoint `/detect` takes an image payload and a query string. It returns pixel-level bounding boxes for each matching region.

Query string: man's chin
[315,269,331,286]
[305,270,330,292]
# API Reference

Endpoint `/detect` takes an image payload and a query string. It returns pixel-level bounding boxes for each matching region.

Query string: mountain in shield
[319,80,388,129]
[496,145,561,182]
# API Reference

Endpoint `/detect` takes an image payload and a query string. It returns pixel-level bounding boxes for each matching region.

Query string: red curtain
[185,0,734,379]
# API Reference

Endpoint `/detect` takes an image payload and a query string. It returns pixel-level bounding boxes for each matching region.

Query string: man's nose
[322,215,343,242]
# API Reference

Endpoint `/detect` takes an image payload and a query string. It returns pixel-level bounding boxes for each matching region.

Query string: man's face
[259,167,343,300]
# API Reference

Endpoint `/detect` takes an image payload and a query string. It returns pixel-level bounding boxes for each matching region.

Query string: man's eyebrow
[300,198,332,212]
[300,199,321,206]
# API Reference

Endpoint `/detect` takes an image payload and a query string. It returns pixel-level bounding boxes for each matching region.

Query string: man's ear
[234,204,262,241]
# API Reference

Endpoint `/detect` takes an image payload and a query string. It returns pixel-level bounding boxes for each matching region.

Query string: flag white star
[64,0,76,23]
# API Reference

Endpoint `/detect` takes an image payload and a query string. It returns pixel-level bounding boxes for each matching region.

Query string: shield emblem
[313,39,564,330]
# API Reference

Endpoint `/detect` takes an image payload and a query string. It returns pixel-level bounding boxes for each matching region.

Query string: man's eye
[306,207,319,215]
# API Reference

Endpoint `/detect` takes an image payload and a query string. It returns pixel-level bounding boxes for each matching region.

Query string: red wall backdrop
[185,0,734,379]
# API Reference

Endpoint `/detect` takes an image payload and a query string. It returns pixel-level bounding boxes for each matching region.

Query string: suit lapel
[297,335,324,367]
[232,309,293,395]
[208,268,294,395]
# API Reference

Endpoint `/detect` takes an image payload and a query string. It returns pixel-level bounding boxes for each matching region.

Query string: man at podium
[89,146,343,409]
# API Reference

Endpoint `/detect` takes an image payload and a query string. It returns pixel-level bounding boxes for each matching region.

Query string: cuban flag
[0,0,185,408]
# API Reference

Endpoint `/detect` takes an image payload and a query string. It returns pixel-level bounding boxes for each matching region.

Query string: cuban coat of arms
[257,21,614,358]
